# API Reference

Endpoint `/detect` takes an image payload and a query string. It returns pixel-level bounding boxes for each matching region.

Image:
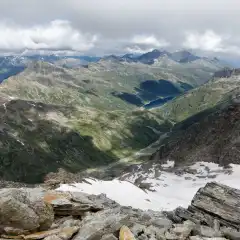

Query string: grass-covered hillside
[153,70,240,123]
[0,58,229,183]
[0,57,225,110]
[0,95,173,183]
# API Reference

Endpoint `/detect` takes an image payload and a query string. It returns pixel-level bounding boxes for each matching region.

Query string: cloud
[125,46,154,54]
[0,0,239,56]
[131,35,169,48]
[0,20,98,51]
[183,30,240,54]
[183,30,224,51]
[122,35,169,54]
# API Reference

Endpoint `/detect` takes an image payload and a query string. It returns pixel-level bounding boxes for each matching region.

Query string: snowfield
[57,161,240,211]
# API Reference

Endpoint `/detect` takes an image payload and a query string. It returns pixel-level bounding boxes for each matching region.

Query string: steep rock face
[169,182,240,230]
[151,101,240,167]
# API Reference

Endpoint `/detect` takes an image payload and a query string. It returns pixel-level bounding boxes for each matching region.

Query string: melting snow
[161,160,175,169]
[57,162,240,211]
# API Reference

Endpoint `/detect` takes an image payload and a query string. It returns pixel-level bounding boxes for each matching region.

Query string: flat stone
[221,227,240,240]
[101,234,118,240]
[183,220,196,228]
[190,236,204,240]
[24,229,62,240]
[203,238,228,240]
[44,191,103,216]
[1,235,23,239]
[4,227,30,236]
[57,227,79,240]
[44,236,62,240]
[150,219,172,229]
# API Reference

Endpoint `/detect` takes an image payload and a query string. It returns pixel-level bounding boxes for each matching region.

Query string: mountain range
[0,48,239,183]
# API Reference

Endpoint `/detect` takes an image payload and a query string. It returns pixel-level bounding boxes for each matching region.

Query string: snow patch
[57,162,240,211]
[161,160,175,169]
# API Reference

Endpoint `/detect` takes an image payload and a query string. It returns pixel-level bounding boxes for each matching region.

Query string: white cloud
[131,35,169,48]
[0,20,98,51]
[123,35,169,54]
[125,46,154,54]
[183,30,240,54]
[183,30,223,51]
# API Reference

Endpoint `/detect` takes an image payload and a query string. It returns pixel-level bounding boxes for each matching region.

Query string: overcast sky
[0,0,240,57]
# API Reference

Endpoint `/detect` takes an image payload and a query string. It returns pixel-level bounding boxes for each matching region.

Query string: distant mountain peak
[170,50,200,63]
[137,49,171,64]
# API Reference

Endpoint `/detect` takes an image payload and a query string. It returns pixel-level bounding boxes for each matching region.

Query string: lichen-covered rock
[0,196,40,231]
[172,224,193,240]
[192,225,223,238]
[43,191,103,216]
[119,226,136,240]
[130,223,166,240]
[73,208,129,240]
[221,227,240,240]
[190,237,227,240]
[0,188,54,231]
[149,219,172,229]
[30,200,54,231]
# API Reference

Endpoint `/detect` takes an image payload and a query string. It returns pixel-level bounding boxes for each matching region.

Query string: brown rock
[101,234,118,240]
[57,227,79,240]
[3,227,30,236]
[43,191,102,216]
[24,229,62,240]
[1,236,23,239]
[24,227,79,240]
[119,226,135,240]
[30,201,54,231]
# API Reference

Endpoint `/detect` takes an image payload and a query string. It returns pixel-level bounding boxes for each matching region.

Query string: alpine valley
[0,48,240,240]
[0,49,238,183]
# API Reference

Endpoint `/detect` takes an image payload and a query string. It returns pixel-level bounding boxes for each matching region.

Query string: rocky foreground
[0,182,240,240]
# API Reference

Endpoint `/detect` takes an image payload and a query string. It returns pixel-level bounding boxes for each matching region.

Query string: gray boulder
[221,227,240,240]
[0,188,54,231]
[0,196,40,231]
[73,208,130,240]
[192,225,223,238]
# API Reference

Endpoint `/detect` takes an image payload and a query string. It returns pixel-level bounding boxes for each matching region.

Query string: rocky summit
[0,182,239,240]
